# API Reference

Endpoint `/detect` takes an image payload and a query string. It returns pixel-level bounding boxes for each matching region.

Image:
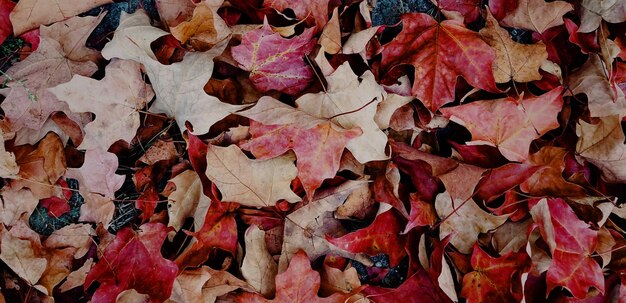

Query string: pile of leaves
[0,0,626,302]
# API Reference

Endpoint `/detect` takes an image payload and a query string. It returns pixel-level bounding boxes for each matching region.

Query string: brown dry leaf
[9,0,111,35]
[101,11,245,135]
[279,181,371,271]
[0,188,38,227]
[43,224,95,259]
[0,221,47,285]
[0,16,101,138]
[205,144,300,207]
[241,225,278,296]
[12,132,66,199]
[167,267,211,303]
[500,0,573,34]
[116,289,150,303]
[480,11,548,83]
[578,0,626,33]
[50,59,154,150]
[166,170,211,232]
[319,7,341,54]
[520,146,586,197]
[569,54,626,117]
[296,62,387,163]
[201,268,253,303]
[319,265,362,296]
[576,115,626,183]
[170,0,230,50]
[435,191,509,253]
[39,248,74,295]
[335,179,373,220]
[0,129,19,179]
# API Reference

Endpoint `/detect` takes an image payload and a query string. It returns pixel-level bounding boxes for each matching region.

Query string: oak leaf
[296,62,387,163]
[480,11,548,83]
[529,198,604,298]
[440,86,564,162]
[85,223,179,302]
[576,115,626,183]
[239,96,362,198]
[9,0,111,35]
[235,250,350,303]
[500,0,573,34]
[381,12,499,112]
[231,19,316,95]
[435,191,508,254]
[101,10,244,135]
[50,59,154,150]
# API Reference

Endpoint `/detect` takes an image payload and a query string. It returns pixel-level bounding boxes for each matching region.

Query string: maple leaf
[65,149,124,199]
[436,0,481,23]
[8,0,111,35]
[576,115,626,183]
[204,144,300,207]
[50,59,154,150]
[231,19,316,95]
[242,225,278,296]
[170,0,230,50]
[461,244,530,303]
[296,62,387,163]
[85,223,178,302]
[0,15,102,134]
[101,10,245,135]
[235,250,351,303]
[529,198,604,298]
[327,209,407,267]
[569,54,626,118]
[0,220,47,285]
[520,146,586,197]
[500,0,573,34]
[0,0,15,44]
[578,0,626,33]
[480,11,548,83]
[440,86,564,162]
[280,181,370,271]
[239,96,362,198]
[435,191,509,253]
[263,0,330,31]
[381,12,499,112]
[166,170,212,232]
[362,269,453,303]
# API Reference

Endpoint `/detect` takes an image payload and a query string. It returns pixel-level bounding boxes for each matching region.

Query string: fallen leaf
[578,0,626,33]
[440,86,564,162]
[231,19,316,95]
[480,11,548,83]
[205,144,300,207]
[50,59,154,150]
[66,149,125,199]
[9,0,111,35]
[381,12,499,112]
[576,115,626,183]
[101,10,245,135]
[0,188,38,227]
[242,225,278,296]
[263,0,330,31]
[0,220,47,285]
[166,170,212,232]
[520,146,586,197]
[0,0,15,44]
[170,0,230,50]
[167,267,211,303]
[435,191,508,254]
[569,54,626,117]
[85,223,179,302]
[500,0,573,34]
[0,129,19,179]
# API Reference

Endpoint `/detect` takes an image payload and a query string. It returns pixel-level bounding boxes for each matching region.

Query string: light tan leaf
[79,193,115,229]
[319,265,361,296]
[205,144,300,207]
[50,59,154,150]
[116,289,150,303]
[569,54,626,117]
[480,11,548,83]
[578,0,626,33]
[170,0,230,50]
[0,129,19,179]
[0,221,47,285]
[138,139,179,165]
[0,188,37,227]
[66,149,124,198]
[155,0,195,28]
[43,224,95,259]
[166,170,211,232]
[576,115,626,183]
[296,62,387,163]
[500,0,573,34]
[241,225,278,296]
[101,10,245,135]
[9,0,112,35]
[435,191,508,253]
[58,258,93,293]
[168,267,211,303]
[319,7,341,54]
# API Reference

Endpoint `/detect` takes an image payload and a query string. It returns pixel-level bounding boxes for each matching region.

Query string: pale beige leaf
[0,188,37,226]
[319,7,341,54]
[569,54,626,117]
[116,289,150,303]
[168,267,211,303]
[138,140,179,165]
[578,0,626,33]
[43,224,95,259]
[166,170,211,232]
[58,258,93,293]
[435,191,508,253]
[241,225,277,296]
[501,0,573,34]
[0,129,18,179]
[101,11,245,135]
[9,0,112,35]
[170,0,230,50]
[79,193,115,229]
[296,62,387,163]
[0,222,47,285]
[66,149,124,198]
[205,144,300,207]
